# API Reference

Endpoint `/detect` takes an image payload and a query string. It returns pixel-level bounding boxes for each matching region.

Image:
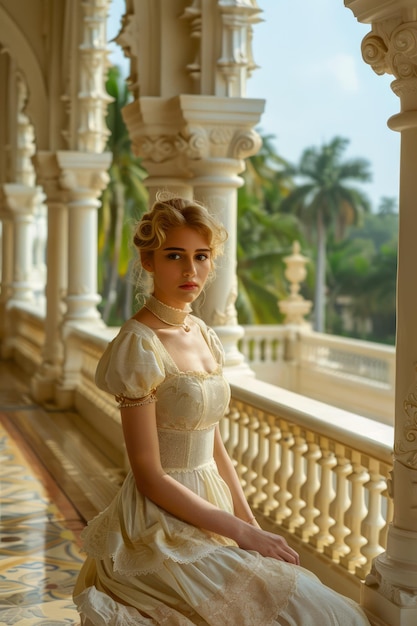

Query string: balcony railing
[240,326,395,425]
[6,303,394,600]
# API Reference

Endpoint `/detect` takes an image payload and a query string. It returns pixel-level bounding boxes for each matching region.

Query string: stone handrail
[240,326,395,424]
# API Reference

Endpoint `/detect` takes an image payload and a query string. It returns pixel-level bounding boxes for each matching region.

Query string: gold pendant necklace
[144,295,191,332]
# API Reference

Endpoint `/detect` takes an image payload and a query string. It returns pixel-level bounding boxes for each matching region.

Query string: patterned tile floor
[0,415,84,625]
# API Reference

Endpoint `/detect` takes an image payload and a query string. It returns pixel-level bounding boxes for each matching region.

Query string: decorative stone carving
[229,127,262,159]
[180,0,262,96]
[366,561,417,607]
[16,73,36,187]
[279,241,312,327]
[395,364,417,470]
[362,21,417,81]
[180,1,202,84]
[115,9,139,96]
[217,0,260,96]
[61,0,112,152]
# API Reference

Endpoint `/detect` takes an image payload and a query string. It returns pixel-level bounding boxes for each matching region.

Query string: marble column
[117,0,264,371]
[30,152,68,403]
[0,208,14,352]
[345,3,417,624]
[3,183,44,302]
[51,151,111,408]
[123,94,264,371]
[56,151,111,323]
[179,95,264,371]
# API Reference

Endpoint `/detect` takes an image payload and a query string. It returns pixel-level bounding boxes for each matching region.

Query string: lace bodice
[95,317,231,469]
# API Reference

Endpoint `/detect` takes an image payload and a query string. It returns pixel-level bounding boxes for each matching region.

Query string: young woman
[73,194,370,625]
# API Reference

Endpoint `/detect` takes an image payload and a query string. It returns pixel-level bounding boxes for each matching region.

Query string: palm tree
[280,136,371,332]
[99,66,149,325]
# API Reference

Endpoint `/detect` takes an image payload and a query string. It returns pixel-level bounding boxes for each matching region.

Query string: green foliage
[280,136,372,332]
[327,208,398,344]
[236,133,304,324]
[98,66,149,325]
[97,84,398,344]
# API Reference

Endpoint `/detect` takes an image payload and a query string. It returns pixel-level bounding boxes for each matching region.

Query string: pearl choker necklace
[144,295,192,332]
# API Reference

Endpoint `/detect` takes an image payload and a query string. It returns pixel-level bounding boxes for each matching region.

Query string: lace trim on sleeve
[115,389,157,409]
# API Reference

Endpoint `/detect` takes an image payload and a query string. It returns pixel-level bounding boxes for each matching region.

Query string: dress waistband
[157,425,215,471]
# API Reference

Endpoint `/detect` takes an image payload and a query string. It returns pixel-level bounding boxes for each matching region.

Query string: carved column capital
[33,152,67,205]
[3,183,44,217]
[362,20,417,80]
[123,95,264,177]
[56,151,111,197]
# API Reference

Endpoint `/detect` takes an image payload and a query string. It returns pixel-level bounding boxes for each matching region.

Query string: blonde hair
[133,193,228,296]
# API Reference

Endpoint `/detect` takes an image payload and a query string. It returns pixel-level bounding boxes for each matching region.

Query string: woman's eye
[196,254,209,261]
[167,253,181,260]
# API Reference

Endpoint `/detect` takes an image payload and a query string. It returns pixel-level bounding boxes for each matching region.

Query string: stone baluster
[325,449,352,562]
[261,415,281,516]
[356,459,387,579]
[283,427,307,533]
[298,434,321,541]
[224,401,241,469]
[232,404,248,485]
[274,426,294,524]
[312,445,337,552]
[241,408,258,499]
[250,412,269,508]
[379,487,394,550]
[340,453,368,573]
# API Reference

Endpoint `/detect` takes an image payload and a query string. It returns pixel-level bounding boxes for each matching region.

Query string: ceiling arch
[0,5,48,149]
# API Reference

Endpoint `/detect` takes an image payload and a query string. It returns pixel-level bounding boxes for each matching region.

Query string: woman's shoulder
[95,319,165,398]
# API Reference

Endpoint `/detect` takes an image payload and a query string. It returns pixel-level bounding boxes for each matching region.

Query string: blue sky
[107,0,400,211]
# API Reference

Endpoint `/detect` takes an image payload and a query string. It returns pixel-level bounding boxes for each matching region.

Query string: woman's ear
[140,251,154,272]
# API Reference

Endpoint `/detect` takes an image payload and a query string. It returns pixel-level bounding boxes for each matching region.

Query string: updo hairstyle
[132,193,228,297]
[133,194,228,266]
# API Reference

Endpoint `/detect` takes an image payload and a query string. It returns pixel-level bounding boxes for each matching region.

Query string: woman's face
[143,226,212,309]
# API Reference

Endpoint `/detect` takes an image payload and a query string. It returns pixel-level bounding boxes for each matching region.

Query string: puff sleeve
[95,327,165,405]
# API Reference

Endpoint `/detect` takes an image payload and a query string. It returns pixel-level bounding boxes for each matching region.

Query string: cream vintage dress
[73,317,370,626]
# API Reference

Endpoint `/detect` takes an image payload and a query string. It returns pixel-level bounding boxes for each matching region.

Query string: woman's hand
[236,523,300,565]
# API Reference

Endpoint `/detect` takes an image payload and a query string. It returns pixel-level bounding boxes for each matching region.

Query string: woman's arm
[120,403,299,564]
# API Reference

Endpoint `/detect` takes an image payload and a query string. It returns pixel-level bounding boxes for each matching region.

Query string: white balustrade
[226,376,393,585]
[240,326,395,423]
